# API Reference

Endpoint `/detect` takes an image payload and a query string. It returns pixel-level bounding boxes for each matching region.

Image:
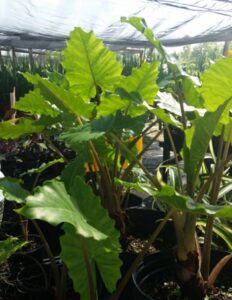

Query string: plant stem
[60,265,67,300]
[174,75,187,130]
[80,236,97,300]
[121,128,163,182]
[202,122,232,280]
[32,220,62,300]
[111,133,162,190]
[110,208,174,300]
[195,155,232,203]
[165,124,184,193]
[43,135,68,164]
[76,115,116,214]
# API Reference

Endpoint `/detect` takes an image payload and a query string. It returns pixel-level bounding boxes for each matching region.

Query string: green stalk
[32,220,62,300]
[80,236,97,300]
[202,122,232,280]
[121,127,163,182]
[111,133,162,190]
[164,124,184,193]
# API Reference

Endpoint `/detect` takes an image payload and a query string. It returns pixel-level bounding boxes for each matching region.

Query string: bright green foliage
[121,17,165,57]
[97,93,129,117]
[61,112,149,151]
[15,89,59,117]
[37,79,94,119]
[21,73,94,119]
[0,177,29,204]
[61,157,86,192]
[21,158,64,176]
[17,179,107,240]
[151,107,183,128]
[62,27,122,100]
[200,57,232,111]
[118,62,160,105]
[156,186,232,218]
[218,182,232,199]
[61,123,106,146]
[116,180,232,219]
[0,118,44,139]
[197,220,232,250]
[60,178,121,299]
[184,100,232,193]
[61,224,121,300]
[182,76,203,107]
[0,237,28,264]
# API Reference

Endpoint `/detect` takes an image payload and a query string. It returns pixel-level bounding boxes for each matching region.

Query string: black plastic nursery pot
[125,207,176,249]
[16,263,51,300]
[7,234,46,283]
[132,249,232,300]
[132,250,176,300]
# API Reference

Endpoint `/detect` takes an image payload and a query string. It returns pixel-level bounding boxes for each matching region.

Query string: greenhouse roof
[1,0,232,50]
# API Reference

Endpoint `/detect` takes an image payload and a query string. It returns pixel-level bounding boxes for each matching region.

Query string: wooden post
[139,50,145,66]
[0,49,3,67]
[223,41,230,56]
[9,87,16,120]
[12,47,16,69]
[28,48,34,72]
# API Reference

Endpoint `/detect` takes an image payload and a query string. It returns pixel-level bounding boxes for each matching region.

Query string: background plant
[112,16,232,300]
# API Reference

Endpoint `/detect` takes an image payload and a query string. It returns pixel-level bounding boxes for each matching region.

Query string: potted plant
[0,24,165,299]
[110,17,232,300]
[0,18,231,300]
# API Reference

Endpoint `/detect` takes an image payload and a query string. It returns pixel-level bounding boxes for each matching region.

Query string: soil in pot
[123,207,176,253]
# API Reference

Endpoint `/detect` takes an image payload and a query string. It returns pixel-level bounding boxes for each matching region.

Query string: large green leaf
[0,118,44,139]
[60,223,121,300]
[200,57,232,111]
[0,237,28,264]
[17,179,106,240]
[121,17,164,56]
[115,88,148,117]
[61,112,148,149]
[116,179,232,219]
[20,158,64,176]
[23,72,94,119]
[61,157,86,192]
[183,100,232,193]
[60,176,121,299]
[37,79,94,119]
[60,178,121,299]
[62,27,122,100]
[15,89,59,117]
[97,93,129,117]
[120,17,183,75]
[118,62,159,105]
[156,186,232,219]
[151,107,183,128]
[112,111,149,134]
[60,123,106,146]
[0,177,29,204]
[182,76,203,108]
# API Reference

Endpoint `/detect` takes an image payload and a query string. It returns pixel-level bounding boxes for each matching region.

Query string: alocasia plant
[1,17,231,300]
[0,25,163,299]
[112,17,232,300]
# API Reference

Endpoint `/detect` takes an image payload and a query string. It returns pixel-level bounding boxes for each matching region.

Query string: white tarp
[0,0,232,50]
